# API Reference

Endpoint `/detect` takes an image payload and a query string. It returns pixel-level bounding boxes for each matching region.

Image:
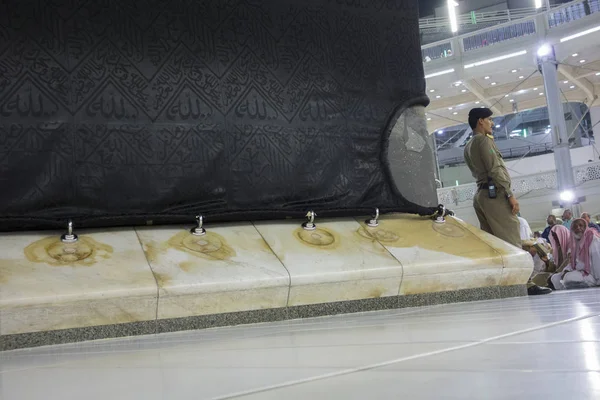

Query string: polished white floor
[2,290,600,400]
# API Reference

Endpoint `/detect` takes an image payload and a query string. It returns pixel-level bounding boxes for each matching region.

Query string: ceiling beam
[462,79,503,115]
[558,64,598,104]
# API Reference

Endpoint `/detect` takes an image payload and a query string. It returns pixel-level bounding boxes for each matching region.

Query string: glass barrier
[462,20,536,52]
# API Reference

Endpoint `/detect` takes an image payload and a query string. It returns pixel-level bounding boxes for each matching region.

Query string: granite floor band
[0,285,526,351]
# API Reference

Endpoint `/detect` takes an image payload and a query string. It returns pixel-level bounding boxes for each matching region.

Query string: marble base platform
[0,215,534,351]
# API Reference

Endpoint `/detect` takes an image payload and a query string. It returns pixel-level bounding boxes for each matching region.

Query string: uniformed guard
[464,108,551,295]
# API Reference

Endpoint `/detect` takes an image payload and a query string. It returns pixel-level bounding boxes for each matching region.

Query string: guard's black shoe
[527,285,552,295]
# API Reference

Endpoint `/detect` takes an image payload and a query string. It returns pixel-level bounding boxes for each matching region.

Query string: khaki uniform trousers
[473,189,521,248]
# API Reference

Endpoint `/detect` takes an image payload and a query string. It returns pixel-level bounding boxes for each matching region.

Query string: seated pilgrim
[550,219,600,290]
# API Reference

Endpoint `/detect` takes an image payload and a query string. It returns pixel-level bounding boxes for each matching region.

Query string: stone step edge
[1,285,526,351]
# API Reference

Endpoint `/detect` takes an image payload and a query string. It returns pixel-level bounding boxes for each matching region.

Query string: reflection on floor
[1,289,599,400]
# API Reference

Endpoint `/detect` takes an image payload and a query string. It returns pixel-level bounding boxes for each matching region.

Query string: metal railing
[437,161,600,206]
[420,0,599,50]
[439,143,554,167]
[548,0,600,27]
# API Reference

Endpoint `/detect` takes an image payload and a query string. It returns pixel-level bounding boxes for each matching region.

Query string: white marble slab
[135,223,290,319]
[355,215,507,295]
[0,229,157,335]
[254,219,404,306]
[453,217,534,286]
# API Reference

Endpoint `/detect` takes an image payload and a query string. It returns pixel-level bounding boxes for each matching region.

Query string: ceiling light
[436,95,441,98]
[560,25,600,43]
[580,59,586,63]
[534,87,538,90]
[454,81,463,87]
[448,107,453,110]
[509,99,515,102]
[453,112,458,115]
[519,75,524,79]
[425,68,455,79]
[475,101,480,104]
[540,92,544,95]
[484,76,490,80]
[505,94,509,97]
[464,50,527,69]
[535,0,542,8]
[537,44,552,57]
[496,125,501,128]
[511,69,517,73]
[491,82,497,85]
[564,80,568,84]
[448,0,459,33]
[427,118,432,121]
[596,72,600,76]
[572,53,579,57]
[461,89,467,92]
[429,89,435,93]
[437,130,444,134]
[570,85,575,89]
[519,90,526,94]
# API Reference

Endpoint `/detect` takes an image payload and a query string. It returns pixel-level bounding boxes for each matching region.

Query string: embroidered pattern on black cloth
[0,0,434,231]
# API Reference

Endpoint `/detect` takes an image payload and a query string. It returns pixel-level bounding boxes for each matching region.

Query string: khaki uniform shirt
[464,133,513,197]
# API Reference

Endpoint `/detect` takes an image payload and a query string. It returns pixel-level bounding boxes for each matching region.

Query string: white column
[538,44,579,215]
[590,105,600,139]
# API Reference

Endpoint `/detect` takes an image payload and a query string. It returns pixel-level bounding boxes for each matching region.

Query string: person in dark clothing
[581,212,600,233]
[541,215,557,241]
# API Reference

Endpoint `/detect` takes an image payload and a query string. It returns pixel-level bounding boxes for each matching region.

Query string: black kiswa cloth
[0,0,439,231]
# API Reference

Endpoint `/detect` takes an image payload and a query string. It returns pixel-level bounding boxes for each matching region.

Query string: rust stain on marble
[153,271,172,287]
[293,227,340,250]
[23,236,113,266]
[167,231,236,261]
[358,217,500,261]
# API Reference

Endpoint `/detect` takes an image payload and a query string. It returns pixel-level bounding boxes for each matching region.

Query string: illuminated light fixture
[454,81,463,87]
[437,130,444,134]
[461,89,467,92]
[496,125,501,128]
[564,80,569,84]
[534,87,538,90]
[560,25,600,43]
[519,90,526,94]
[448,107,453,110]
[539,92,544,95]
[535,0,543,8]
[484,76,490,80]
[580,59,586,63]
[570,85,575,89]
[453,112,458,115]
[519,75,524,79]
[509,99,515,102]
[572,53,579,57]
[491,82,497,85]
[448,0,459,33]
[429,89,435,92]
[427,117,432,121]
[475,101,480,104]
[505,94,509,97]
[537,44,552,57]
[560,190,575,202]
[436,95,441,98]
[464,50,527,69]
[596,72,600,76]
[425,68,455,79]
[511,69,517,73]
